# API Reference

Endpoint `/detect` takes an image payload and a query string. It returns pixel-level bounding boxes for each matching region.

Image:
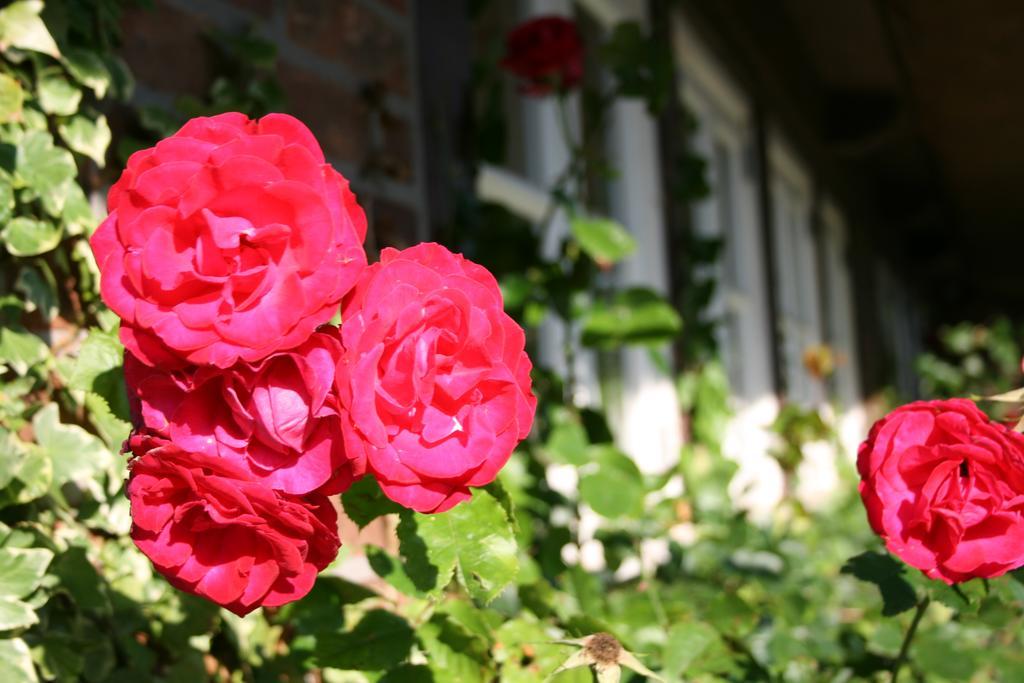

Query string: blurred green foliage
[1,2,1023,682]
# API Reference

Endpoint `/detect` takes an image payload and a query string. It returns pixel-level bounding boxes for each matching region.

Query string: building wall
[118,0,426,251]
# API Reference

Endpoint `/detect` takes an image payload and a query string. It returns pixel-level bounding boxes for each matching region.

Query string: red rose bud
[125,433,340,615]
[858,399,1024,583]
[500,15,583,96]
[91,112,367,369]
[124,328,364,497]
[336,243,536,513]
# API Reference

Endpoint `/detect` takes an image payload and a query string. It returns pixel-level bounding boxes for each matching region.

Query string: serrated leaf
[582,288,682,348]
[314,608,414,671]
[0,323,48,375]
[570,216,636,265]
[366,546,427,598]
[0,72,23,122]
[419,613,492,682]
[58,113,110,167]
[62,48,110,98]
[578,445,644,519]
[0,637,37,683]
[0,595,36,629]
[31,403,113,494]
[400,490,519,603]
[67,328,122,394]
[2,216,61,256]
[0,546,52,598]
[37,69,81,116]
[841,551,918,616]
[663,621,718,678]
[0,0,59,57]
[340,476,403,528]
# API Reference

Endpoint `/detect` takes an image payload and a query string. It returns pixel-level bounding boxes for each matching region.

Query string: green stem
[892,596,930,682]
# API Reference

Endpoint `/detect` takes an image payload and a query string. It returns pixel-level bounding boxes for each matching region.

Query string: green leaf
[578,445,645,519]
[582,288,682,348]
[663,621,718,679]
[0,0,59,57]
[0,323,48,375]
[67,328,123,395]
[340,477,403,529]
[366,546,427,598]
[62,48,110,98]
[0,435,51,508]
[400,490,519,603]
[37,69,81,116]
[419,613,492,682]
[840,551,918,616]
[542,409,589,466]
[82,392,130,450]
[0,547,53,597]
[31,403,113,494]
[15,263,58,320]
[0,595,36,629]
[2,217,61,256]
[50,546,110,614]
[58,113,110,167]
[314,608,414,671]
[15,131,76,209]
[0,637,37,683]
[570,216,636,265]
[0,72,24,122]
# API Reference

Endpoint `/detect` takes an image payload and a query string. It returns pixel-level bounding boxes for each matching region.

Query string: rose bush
[123,328,363,496]
[500,15,583,95]
[858,398,1024,583]
[336,243,536,513]
[125,433,341,616]
[91,112,367,369]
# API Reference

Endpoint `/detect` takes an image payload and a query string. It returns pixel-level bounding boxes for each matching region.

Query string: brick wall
[118,0,426,251]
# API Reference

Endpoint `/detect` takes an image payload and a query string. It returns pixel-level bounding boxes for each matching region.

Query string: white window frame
[476,0,683,475]
[768,137,825,408]
[675,13,774,406]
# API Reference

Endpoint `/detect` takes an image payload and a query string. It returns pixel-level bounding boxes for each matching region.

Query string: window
[677,15,774,405]
[769,139,824,407]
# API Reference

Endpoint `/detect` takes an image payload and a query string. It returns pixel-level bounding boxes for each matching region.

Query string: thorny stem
[892,596,930,682]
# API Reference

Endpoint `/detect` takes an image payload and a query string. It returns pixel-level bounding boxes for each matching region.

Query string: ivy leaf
[0,72,24,122]
[2,216,62,256]
[37,69,81,116]
[841,551,918,616]
[58,113,111,167]
[15,131,76,210]
[0,323,49,375]
[0,595,37,629]
[399,490,518,603]
[570,216,636,265]
[578,445,645,519]
[314,609,414,671]
[31,403,113,495]
[0,0,59,57]
[581,288,682,348]
[0,638,37,683]
[15,263,58,320]
[62,47,110,98]
[340,477,403,529]
[0,547,52,598]
[0,434,51,508]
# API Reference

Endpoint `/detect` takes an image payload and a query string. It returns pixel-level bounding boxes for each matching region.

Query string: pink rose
[91,112,367,369]
[336,243,536,513]
[125,433,340,615]
[858,398,1024,583]
[500,16,583,96]
[124,328,363,496]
